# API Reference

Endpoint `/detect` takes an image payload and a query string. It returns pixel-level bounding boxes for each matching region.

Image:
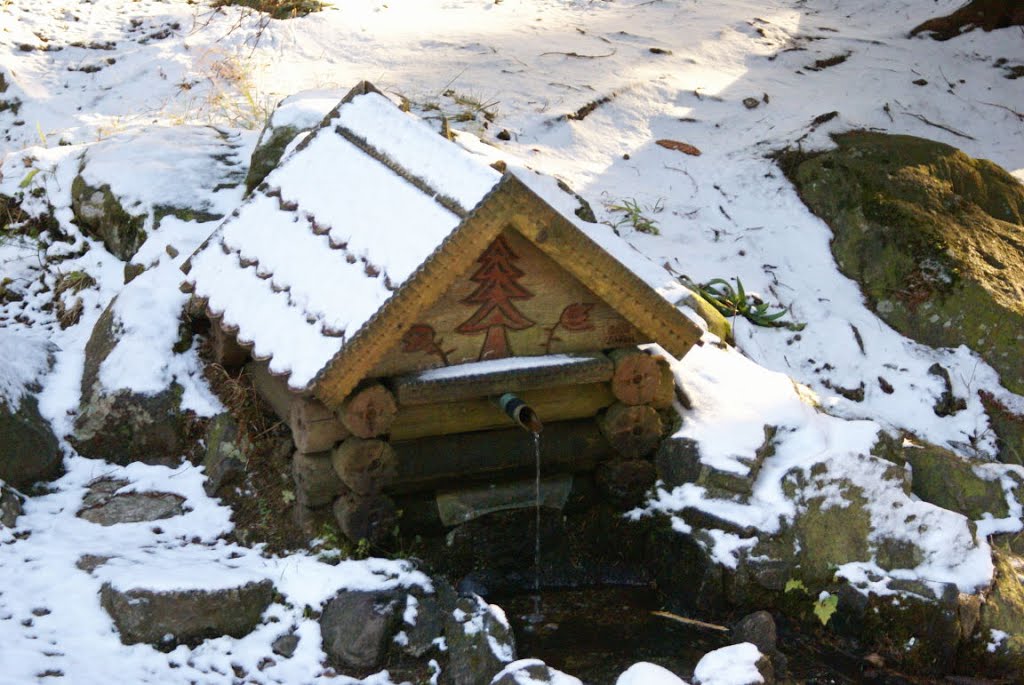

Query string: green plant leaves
[813,593,839,625]
[692,276,805,331]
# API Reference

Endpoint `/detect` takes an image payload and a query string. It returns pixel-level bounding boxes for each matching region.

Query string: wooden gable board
[367,227,648,378]
[312,173,703,409]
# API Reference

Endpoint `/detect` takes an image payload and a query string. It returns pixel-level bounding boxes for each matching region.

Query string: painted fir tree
[456,235,535,360]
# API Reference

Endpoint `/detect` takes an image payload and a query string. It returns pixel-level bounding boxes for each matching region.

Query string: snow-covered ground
[1,0,1022,683]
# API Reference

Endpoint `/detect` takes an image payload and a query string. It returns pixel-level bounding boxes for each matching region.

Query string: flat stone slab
[77,480,185,526]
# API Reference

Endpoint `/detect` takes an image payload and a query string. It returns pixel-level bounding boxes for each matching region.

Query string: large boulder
[319,589,404,671]
[0,331,61,488]
[100,579,274,648]
[72,301,188,465]
[782,133,1024,399]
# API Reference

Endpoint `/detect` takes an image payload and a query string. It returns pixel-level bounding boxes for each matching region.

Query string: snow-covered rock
[100,578,275,648]
[491,658,583,685]
[446,594,517,685]
[693,643,770,685]
[0,330,60,488]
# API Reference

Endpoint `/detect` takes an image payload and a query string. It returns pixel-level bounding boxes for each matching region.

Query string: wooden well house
[182,82,704,543]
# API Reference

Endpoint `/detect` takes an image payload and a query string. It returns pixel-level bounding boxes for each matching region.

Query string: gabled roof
[183,81,702,405]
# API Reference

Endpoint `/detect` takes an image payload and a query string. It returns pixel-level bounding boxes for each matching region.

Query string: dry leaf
[656,139,701,156]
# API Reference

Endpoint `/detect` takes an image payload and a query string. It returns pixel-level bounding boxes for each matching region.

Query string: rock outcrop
[781,133,1024,404]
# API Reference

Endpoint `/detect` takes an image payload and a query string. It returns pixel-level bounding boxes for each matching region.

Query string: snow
[616,662,689,685]
[0,0,1022,682]
[0,329,53,409]
[491,659,584,685]
[336,92,501,213]
[412,353,596,382]
[692,643,764,685]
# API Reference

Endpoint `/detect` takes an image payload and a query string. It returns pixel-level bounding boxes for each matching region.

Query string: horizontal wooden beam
[389,353,614,406]
[248,361,350,453]
[388,418,613,494]
[388,382,615,441]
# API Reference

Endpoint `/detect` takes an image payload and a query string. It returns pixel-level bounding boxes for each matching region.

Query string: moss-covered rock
[793,479,871,585]
[904,443,1009,519]
[245,124,304,194]
[959,550,1024,677]
[71,175,147,261]
[781,132,1024,396]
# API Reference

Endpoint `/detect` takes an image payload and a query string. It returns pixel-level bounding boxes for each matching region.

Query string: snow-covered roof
[183,82,702,399]
[184,84,501,389]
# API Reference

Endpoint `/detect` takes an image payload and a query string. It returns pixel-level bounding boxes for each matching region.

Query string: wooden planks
[248,361,350,453]
[388,382,615,441]
[390,353,613,406]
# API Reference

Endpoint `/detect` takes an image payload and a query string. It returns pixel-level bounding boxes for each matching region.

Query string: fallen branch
[651,610,731,633]
[540,49,617,59]
[900,111,976,140]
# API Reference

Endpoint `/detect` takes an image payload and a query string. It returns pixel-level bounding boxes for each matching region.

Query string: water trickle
[527,430,544,624]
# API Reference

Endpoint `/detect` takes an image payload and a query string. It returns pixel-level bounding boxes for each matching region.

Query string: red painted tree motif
[456,235,535,360]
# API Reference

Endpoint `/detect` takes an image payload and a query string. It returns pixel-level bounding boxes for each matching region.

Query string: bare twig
[540,49,617,59]
[979,101,1024,122]
[651,611,730,633]
[901,111,975,140]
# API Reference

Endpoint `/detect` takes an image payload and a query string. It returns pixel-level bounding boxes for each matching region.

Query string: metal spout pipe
[497,393,544,434]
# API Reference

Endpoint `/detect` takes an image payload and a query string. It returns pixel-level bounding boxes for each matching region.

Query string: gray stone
[445,594,516,685]
[732,611,777,655]
[319,590,403,670]
[72,302,188,465]
[100,579,274,648]
[75,554,112,573]
[0,394,61,489]
[402,584,454,658]
[202,413,247,496]
[271,632,299,658]
[292,451,345,508]
[332,491,397,545]
[0,482,23,527]
[77,490,185,526]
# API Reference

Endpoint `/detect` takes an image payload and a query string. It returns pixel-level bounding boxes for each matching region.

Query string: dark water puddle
[497,586,728,685]
[497,587,925,685]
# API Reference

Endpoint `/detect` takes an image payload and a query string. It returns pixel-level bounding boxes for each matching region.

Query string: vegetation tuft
[605,197,662,235]
[211,0,327,20]
[691,277,804,330]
